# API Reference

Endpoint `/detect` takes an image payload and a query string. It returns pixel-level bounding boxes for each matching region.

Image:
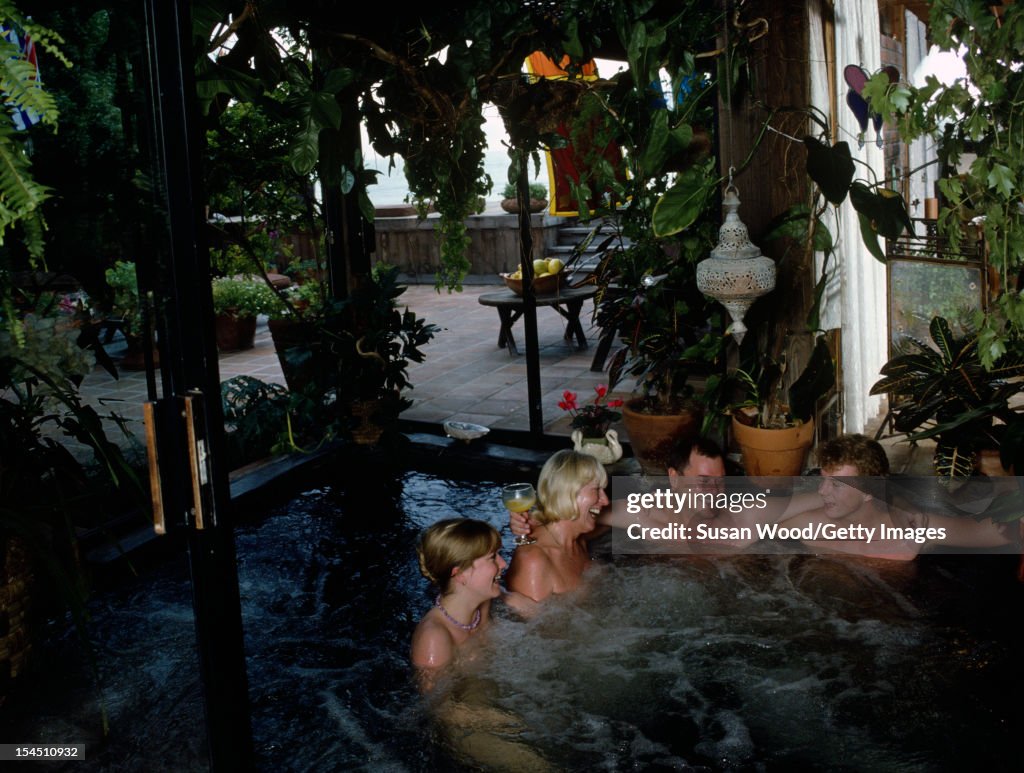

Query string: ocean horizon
[366,147,549,206]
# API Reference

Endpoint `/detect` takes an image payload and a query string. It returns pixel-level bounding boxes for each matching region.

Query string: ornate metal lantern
[696,184,776,343]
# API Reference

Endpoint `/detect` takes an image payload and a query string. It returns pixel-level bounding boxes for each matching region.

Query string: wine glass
[502,483,537,546]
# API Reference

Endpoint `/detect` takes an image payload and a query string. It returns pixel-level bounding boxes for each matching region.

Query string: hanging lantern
[696,184,776,343]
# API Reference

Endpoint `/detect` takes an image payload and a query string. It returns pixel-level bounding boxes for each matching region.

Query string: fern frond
[0,121,51,249]
[0,53,59,126]
[16,19,70,68]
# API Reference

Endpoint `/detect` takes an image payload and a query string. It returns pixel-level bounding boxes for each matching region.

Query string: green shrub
[211,277,278,318]
[104,260,143,336]
[501,181,547,200]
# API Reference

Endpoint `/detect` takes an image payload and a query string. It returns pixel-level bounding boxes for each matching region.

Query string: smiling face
[575,478,610,532]
[817,463,869,520]
[459,550,508,599]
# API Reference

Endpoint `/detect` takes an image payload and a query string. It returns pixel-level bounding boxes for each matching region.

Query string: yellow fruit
[547,258,564,274]
[533,259,549,275]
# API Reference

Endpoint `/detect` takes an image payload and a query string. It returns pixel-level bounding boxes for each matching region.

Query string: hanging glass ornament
[696,182,776,343]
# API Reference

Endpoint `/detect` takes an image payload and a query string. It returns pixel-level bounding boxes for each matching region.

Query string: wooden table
[477,286,597,356]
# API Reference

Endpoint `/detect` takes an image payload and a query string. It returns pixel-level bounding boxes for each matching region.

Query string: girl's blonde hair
[534,449,607,525]
[417,518,501,594]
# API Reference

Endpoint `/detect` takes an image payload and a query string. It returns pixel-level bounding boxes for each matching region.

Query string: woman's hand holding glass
[502,483,537,546]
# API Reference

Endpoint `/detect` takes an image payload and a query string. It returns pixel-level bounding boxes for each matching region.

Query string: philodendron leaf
[856,212,886,263]
[289,125,319,175]
[639,109,669,176]
[850,183,912,239]
[803,137,854,205]
[652,165,713,237]
[788,336,835,423]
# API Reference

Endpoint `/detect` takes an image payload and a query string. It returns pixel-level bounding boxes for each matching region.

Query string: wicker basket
[500,271,562,296]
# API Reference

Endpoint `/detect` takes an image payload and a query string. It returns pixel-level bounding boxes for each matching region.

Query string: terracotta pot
[621,399,702,473]
[975,448,1013,476]
[118,336,159,371]
[500,197,547,214]
[215,312,257,353]
[731,416,815,476]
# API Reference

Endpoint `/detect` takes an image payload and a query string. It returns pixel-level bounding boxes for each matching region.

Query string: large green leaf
[289,125,319,175]
[788,336,835,422]
[803,137,854,205]
[638,109,669,176]
[651,165,713,237]
[849,182,912,240]
[763,204,834,254]
[856,212,886,262]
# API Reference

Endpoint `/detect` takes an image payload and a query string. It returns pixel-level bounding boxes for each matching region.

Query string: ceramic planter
[731,415,815,476]
[215,312,257,352]
[621,399,702,473]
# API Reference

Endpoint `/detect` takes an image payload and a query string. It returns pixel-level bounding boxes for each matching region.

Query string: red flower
[557,384,623,436]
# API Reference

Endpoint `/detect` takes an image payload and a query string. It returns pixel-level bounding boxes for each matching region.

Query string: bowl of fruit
[501,258,565,296]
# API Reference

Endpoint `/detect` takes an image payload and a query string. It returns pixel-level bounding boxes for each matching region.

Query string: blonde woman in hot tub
[505,449,609,602]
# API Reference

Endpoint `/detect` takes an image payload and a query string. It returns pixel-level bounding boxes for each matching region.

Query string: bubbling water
[5,470,1020,771]
[465,554,1019,771]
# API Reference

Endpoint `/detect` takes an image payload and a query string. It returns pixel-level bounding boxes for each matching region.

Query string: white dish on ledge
[443,421,490,443]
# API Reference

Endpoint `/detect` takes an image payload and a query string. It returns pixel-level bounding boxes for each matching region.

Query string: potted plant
[604,258,725,472]
[264,265,437,447]
[211,276,276,352]
[329,264,439,445]
[558,384,624,464]
[2,308,145,704]
[870,315,1024,479]
[727,334,835,476]
[265,280,329,394]
[500,181,548,214]
[103,260,158,370]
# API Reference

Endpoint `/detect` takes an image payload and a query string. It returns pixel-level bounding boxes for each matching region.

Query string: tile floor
[70,281,928,472]
[72,283,625,454]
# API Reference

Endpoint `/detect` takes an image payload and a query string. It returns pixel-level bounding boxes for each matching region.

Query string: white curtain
[807,0,888,433]
[905,9,934,229]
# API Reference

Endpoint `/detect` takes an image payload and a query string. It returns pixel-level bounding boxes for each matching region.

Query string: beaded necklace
[435,595,481,631]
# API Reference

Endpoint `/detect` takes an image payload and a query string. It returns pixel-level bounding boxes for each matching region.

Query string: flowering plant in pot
[211,276,277,352]
[558,385,624,464]
[558,385,623,438]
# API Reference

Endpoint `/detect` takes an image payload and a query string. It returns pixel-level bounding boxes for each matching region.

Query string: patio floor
[74,282,621,456]
[73,280,931,473]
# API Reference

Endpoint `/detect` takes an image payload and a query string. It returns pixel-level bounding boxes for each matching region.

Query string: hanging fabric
[525,52,626,216]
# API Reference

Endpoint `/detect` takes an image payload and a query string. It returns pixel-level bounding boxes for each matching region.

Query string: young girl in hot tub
[412,518,532,673]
